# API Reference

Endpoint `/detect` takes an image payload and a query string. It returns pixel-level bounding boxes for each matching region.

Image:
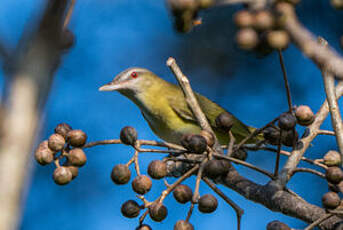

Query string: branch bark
[0,1,72,229]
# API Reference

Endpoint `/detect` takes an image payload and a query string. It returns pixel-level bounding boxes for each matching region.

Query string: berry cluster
[234,2,299,54]
[167,0,214,33]
[323,150,343,210]
[34,123,87,185]
[112,126,222,230]
[263,105,314,147]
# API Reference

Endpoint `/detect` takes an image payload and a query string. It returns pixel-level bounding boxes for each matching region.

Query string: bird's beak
[98,81,122,91]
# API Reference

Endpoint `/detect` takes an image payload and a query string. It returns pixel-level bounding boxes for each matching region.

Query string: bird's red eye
[131,71,138,78]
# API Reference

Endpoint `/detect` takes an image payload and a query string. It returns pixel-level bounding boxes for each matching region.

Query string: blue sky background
[1,0,343,229]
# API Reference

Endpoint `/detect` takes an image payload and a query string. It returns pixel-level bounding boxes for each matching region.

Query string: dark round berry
[173,184,193,204]
[254,10,274,31]
[60,29,75,50]
[54,123,72,138]
[68,148,87,167]
[231,149,248,161]
[111,164,131,185]
[200,130,215,147]
[132,175,152,195]
[322,192,341,209]
[263,127,281,146]
[34,141,54,165]
[215,112,235,132]
[148,160,167,179]
[295,105,314,126]
[198,194,218,213]
[235,28,259,50]
[181,134,207,154]
[204,159,228,179]
[266,220,291,230]
[120,126,138,146]
[324,151,342,167]
[234,10,254,28]
[278,113,296,130]
[66,130,87,147]
[267,30,290,50]
[48,133,65,152]
[121,200,141,218]
[281,129,298,147]
[136,224,152,230]
[174,220,194,230]
[149,203,168,222]
[53,166,73,185]
[326,167,343,184]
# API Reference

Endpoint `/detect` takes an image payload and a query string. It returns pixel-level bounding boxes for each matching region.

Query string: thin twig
[318,37,343,165]
[278,49,293,113]
[274,129,282,177]
[167,57,222,153]
[185,203,195,222]
[192,159,207,203]
[213,153,274,178]
[317,130,335,136]
[227,131,235,157]
[291,167,325,179]
[203,177,243,230]
[304,213,334,230]
[63,0,76,29]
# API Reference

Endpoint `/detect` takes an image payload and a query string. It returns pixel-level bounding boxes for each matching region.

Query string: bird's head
[99,67,158,97]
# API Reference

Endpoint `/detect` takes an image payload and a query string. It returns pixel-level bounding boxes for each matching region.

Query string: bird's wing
[167,89,253,142]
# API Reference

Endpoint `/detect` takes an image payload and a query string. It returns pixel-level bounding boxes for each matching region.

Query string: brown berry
[60,29,75,50]
[215,112,235,132]
[174,220,194,230]
[68,148,87,167]
[267,220,291,230]
[267,30,290,50]
[198,194,218,213]
[322,192,341,209]
[278,113,296,130]
[120,126,138,146]
[53,166,72,185]
[48,133,65,152]
[67,130,87,147]
[149,203,168,222]
[254,10,274,31]
[326,167,343,184]
[263,126,280,146]
[331,0,343,9]
[234,10,254,28]
[235,28,258,50]
[132,175,152,195]
[148,160,167,179]
[324,151,342,167]
[167,0,198,12]
[54,123,72,138]
[111,164,131,185]
[136,224,152,230]
[295,105,314,126]
[66,165,79,179]
[34,141,54,165]
[181,134,207,154]
[121,200,141,218]
[173,184,193,204]
[200,130,215,147]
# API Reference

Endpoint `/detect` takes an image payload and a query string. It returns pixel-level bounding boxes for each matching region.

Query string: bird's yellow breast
[138,90,201,144]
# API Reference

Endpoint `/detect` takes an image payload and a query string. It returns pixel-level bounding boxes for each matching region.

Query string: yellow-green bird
[99,67,256,145]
